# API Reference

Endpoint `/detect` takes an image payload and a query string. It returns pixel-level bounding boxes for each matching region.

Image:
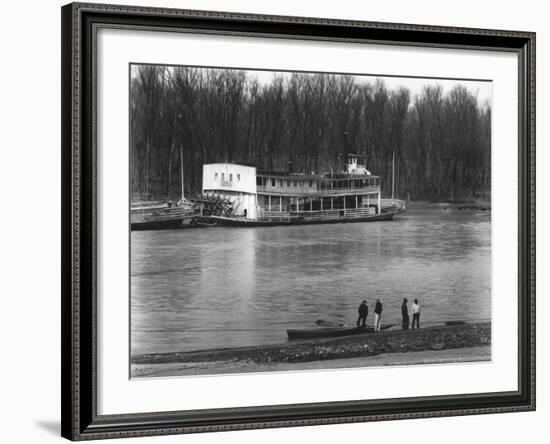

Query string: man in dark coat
[357,300,368,328]
[401,298,409,330]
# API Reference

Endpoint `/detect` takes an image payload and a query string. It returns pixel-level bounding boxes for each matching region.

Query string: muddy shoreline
[133,345,491,378]
[131,322,491,377]
[405,200,491,211]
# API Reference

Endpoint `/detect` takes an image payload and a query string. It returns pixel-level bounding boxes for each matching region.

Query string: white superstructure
[202,163,257,219]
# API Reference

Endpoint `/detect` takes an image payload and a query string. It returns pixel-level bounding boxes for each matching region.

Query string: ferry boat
[201,154,405,227]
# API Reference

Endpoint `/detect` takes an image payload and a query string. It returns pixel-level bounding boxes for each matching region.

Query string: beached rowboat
[287,324,394,340]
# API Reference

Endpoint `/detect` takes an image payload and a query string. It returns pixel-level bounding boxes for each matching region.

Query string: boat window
[237,174,241,181]
[229,173,233,181]
[221,173,225,180]
[309,180,313,187]
[271,178,275,187]
[215,172,218,180]
[279,179,283,187]
[256,177,262,186]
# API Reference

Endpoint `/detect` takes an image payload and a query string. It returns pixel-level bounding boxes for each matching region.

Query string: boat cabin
[202,155,382,222]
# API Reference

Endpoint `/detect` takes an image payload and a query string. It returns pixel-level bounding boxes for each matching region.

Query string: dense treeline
[130,65,491,201]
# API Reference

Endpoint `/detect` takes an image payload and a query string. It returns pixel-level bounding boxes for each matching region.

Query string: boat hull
[210,211,396,227]
[131,216,194,231]
[130,205,197,231]
[287,324,394,340]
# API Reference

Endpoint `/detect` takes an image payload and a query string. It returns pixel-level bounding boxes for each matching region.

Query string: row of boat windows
[214,172,241,182]
[257,177,315,188]
[256,177,380,188]
[319,178,380,189]
[212,172,380,189]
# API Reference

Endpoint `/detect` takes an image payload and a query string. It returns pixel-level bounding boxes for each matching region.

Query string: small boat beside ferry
[130,199,197,231]
[131,146,200,231]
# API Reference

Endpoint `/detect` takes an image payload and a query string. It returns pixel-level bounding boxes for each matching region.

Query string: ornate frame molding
[61,2,535,440]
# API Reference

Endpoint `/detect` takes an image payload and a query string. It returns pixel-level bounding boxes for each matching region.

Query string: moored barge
[131,145,201,231]
[130,199,197,231]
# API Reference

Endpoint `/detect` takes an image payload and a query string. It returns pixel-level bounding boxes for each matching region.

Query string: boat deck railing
[257,207,377,221]
[380,199,407,213]
[131,200,171,211]
[131,206,196,223]
[256,186,380,196]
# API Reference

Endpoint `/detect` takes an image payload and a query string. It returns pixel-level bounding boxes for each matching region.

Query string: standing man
[411,299,421,329]
[357,300,368,328]
[374,298,383,332]
[401,298,409,330]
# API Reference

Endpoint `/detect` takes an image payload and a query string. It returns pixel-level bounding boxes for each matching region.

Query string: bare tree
[130,65,491,202]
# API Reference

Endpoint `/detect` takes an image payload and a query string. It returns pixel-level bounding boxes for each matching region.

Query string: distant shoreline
[404,200,491,211]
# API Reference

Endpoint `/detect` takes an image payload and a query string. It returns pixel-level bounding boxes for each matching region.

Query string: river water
[131,207,491,355]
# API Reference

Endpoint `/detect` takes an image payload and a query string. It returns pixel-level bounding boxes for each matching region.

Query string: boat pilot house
[202,155,396,225]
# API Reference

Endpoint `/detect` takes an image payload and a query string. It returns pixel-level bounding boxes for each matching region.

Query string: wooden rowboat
[287,324,395,340]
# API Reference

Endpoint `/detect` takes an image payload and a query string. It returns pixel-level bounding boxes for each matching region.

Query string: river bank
[133,346,491,378]
[405,200,491,212]
[131,322,491,377]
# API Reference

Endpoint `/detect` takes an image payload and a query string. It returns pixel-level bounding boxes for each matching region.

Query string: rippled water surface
[131,208,491,355]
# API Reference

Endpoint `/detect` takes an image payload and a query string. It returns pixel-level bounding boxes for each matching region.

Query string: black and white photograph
[129,64,492,378]
[1,0,543,442]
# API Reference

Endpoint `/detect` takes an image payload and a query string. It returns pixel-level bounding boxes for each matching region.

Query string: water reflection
[131,209,491,354]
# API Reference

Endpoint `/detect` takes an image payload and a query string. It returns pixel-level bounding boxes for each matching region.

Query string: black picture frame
[61,2,536,440]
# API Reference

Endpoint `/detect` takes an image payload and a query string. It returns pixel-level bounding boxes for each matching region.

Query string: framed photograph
[61,2,535,440]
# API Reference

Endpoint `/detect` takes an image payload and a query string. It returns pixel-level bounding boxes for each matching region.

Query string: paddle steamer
[202,154,405,226]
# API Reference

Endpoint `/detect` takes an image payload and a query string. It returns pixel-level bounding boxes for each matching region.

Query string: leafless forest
[130,65,491,201]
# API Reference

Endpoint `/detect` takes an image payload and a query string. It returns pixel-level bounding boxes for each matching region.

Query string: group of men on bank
[356,298,420,331]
